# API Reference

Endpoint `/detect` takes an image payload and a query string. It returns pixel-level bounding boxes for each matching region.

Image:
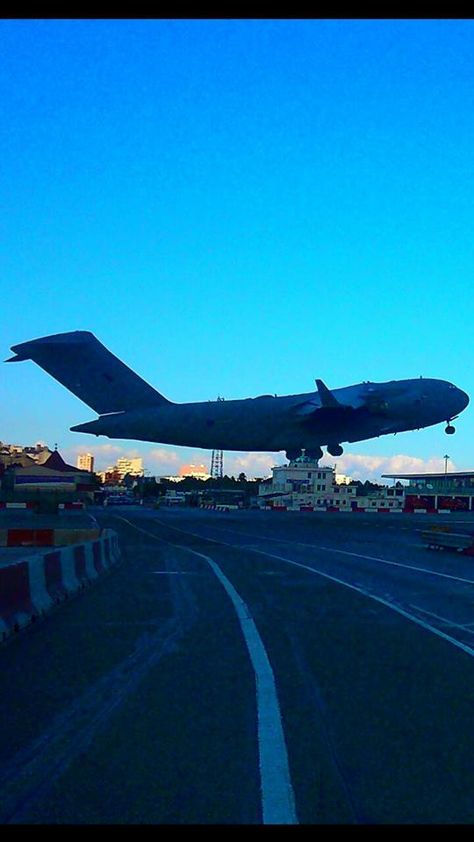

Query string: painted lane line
[409,604,474,635]
[116,516,297,826]
[193,547,297,825]
[151,571,200,575]
[155,519,474,662]
[193,523,474,587]
[315,545,474,586]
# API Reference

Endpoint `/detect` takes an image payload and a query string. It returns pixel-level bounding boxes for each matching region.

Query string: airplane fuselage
[71,377,469,452]
[7,331,469,459]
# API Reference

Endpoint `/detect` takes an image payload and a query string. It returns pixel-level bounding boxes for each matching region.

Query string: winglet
[315,379,341,408]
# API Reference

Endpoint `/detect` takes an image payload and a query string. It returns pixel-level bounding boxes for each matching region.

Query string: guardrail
[0,529,121,642]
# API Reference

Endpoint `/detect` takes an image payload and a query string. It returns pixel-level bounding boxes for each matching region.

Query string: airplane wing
[294,380,388,420]
[6,330,170,415]
[294,379,358,418]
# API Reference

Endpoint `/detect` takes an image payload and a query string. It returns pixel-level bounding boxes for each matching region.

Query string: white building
[115,457,144,479]
[259,459,404,512]
[77,452,95,472]
[335,473,353,485]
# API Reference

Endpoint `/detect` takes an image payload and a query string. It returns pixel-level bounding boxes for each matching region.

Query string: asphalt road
[1,505,474,824]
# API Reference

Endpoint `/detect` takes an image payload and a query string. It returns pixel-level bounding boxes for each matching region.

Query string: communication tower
[210,396,225,479]
[210,448,224,479]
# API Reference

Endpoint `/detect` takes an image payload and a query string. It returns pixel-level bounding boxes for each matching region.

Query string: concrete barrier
[0,529,120,642]
[0,527,101,547]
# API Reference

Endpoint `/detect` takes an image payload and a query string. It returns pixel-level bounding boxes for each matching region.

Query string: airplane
[6,330,470,462]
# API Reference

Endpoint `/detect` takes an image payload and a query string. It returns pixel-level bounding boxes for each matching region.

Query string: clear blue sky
[1,19,473,479]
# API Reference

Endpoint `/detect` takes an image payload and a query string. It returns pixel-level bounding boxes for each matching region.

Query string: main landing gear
[285,444,344,461]
[306,447,324,460]
[445,421,456,435]
[327,443,344,457]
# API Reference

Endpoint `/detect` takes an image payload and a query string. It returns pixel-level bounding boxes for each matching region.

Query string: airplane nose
[457,388,470,412]
[447,384,470,417]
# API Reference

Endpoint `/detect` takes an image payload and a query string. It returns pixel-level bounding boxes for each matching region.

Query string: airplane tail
[6,330,171,415]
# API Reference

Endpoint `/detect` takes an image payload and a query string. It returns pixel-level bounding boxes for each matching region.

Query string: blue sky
[1,19,473,479]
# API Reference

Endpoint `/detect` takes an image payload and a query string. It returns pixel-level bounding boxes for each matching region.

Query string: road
[1,505,474,824]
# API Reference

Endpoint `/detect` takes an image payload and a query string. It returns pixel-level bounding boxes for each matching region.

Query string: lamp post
[444,454,450,488]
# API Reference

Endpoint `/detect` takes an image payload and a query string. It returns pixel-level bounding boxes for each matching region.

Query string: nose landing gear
[445,413,460,434]
[327,443,344,457]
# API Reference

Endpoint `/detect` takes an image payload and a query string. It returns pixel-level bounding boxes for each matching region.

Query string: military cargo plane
[7,331,469,461]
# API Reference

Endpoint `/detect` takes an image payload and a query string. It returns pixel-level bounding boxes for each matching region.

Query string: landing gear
[306,446,324,460]
[445,423,455,435]
[286,449,301,462]
[327,443,344,457]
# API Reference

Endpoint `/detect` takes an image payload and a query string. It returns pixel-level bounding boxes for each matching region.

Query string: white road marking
[155,519,474,662]
[197,523,474,587]
[151,571,199,575]
[409,604,474,634]
[116,516,297,826]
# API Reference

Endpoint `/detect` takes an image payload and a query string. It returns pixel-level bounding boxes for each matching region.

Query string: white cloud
[60,440,456,484]
[220,452,286,478]
[147,449,182,473]
[61,442,141,471]
[318,452,457,482]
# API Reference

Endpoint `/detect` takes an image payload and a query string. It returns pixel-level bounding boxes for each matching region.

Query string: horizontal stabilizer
[7,330,170,414]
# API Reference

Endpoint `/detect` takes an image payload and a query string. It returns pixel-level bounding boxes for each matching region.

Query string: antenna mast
[210,396,225,479]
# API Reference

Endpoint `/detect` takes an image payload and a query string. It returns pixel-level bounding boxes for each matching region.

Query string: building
[157,464,211,483]
[115,457,144,479]
[259,458,404,512]
[335,473,353,485]
[2,449,96,501]
[0,441,53,464]
[179,463,211,481]
[77,453,95,473]
[162,490,186,505]
[382,471,474,512]
[98,467,123,486]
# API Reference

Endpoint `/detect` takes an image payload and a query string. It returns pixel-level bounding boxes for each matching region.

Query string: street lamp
[444,454,450,483]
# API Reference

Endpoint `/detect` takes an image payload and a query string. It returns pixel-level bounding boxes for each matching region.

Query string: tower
[210,448,224,479]
[210,396,224,479]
